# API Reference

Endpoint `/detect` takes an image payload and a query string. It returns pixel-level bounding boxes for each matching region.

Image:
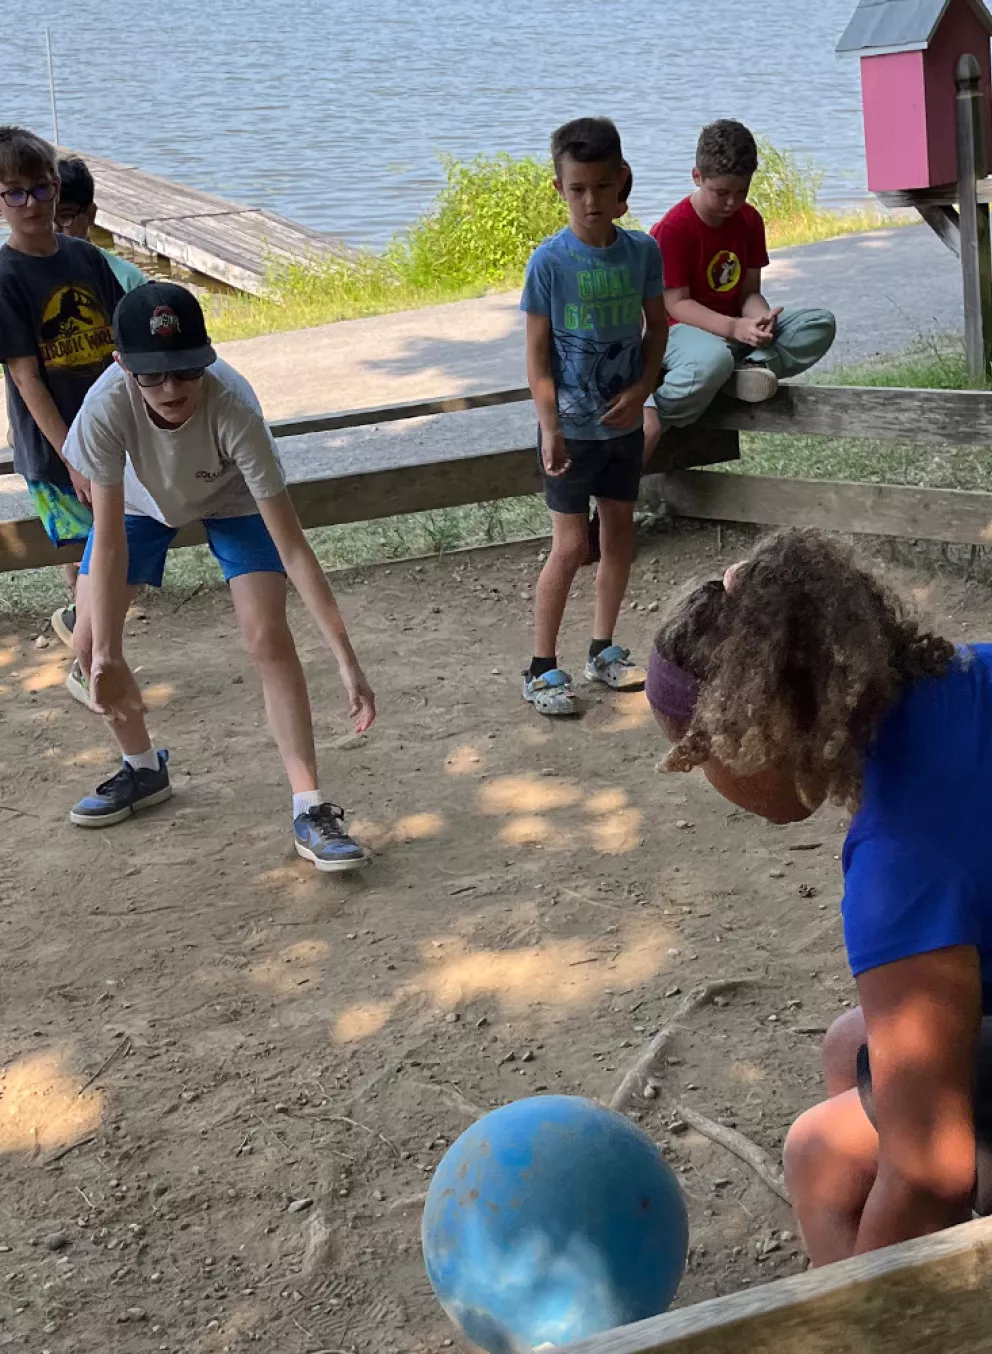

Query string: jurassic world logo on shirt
[38,284,114,373]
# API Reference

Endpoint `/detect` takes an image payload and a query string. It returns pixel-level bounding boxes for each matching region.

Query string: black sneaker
[70,752,172,828]
[294,803,367,872]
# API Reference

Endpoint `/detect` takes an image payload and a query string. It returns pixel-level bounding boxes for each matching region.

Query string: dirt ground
[1,523,988,1354]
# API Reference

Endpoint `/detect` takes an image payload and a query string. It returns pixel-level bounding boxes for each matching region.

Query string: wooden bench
[0,389,736,573]
[4,382,992,573]
[564,1214,992,1354]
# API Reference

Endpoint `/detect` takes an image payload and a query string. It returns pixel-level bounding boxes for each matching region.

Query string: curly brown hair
[696,120,758,180]
[653,530,956,812]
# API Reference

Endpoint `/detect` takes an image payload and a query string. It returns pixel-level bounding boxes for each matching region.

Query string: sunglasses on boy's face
[133,368,206,388]
[0,182,58,208]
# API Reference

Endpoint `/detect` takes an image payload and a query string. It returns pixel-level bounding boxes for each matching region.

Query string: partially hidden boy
[0,125,123,671]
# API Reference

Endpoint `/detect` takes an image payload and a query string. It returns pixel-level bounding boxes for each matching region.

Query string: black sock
[529,656,558,680]
[589,638,612,660]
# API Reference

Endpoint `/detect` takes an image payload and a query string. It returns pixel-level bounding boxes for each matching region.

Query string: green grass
[751,137,895,249]
[206,143,902,343]
[739,337,992,493]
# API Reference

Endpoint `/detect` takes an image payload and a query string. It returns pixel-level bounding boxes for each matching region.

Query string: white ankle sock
[125,748,160,773]
[293,790,324,820]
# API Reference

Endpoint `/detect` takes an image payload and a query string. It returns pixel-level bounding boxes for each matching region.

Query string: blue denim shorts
[80,512,284,587]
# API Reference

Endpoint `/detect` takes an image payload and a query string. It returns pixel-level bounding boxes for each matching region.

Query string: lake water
[3,0,868,250]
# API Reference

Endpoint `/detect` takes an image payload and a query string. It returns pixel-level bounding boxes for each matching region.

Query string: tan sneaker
[723,366,779,403]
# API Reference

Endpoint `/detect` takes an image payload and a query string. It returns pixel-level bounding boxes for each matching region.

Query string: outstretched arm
[256,489,375,733]
[87,481,141,721]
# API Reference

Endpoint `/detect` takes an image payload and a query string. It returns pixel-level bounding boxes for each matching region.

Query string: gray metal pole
[45,27,59,145]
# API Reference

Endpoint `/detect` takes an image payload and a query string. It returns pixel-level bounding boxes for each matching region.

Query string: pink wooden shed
[837,0,992,191]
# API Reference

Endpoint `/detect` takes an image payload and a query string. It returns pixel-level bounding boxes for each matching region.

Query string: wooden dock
[68,150,352,295]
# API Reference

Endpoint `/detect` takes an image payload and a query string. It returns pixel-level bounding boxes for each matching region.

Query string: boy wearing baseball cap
[62,281,375,872]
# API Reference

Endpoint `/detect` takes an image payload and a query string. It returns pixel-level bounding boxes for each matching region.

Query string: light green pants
[653,307,836,428]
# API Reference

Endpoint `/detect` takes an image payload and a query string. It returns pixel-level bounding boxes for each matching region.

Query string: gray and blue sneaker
[51,604,76,649]
[294,803,367,873]
[584,645,646,691]
[522,668,581,717]
[70,752,172,828]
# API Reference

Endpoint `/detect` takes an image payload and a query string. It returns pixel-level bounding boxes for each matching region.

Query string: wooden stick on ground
[675,1103,791,1204]
[609,979,757,1111]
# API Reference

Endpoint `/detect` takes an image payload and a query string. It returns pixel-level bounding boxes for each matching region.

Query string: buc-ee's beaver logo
[149,306,181,339]
[706,250,742,293]
[38,284,113,373]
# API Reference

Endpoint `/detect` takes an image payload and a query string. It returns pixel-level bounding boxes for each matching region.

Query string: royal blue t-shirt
[520,226,663,441]
[843,644,992,996]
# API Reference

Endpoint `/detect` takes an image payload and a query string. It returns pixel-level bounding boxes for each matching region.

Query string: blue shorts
[80,512,284,588]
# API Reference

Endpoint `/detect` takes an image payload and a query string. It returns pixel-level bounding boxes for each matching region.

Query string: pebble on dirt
[43,1233,69,1253]
[287,1198,314,1213]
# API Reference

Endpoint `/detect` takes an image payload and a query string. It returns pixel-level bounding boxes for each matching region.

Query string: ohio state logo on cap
[149,306,181,339]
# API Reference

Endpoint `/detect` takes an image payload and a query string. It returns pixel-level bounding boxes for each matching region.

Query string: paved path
[219,222,963,420]
[0,223,965,524]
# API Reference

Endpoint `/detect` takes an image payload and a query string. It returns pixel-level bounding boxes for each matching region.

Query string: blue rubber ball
[422,1095,688,1352]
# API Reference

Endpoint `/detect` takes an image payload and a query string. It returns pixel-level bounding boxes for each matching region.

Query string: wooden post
[956,53,992,379]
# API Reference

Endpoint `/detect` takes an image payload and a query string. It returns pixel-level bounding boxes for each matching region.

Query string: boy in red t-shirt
[644,121,835,460]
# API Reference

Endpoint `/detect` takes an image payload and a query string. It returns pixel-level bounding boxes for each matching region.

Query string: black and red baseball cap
[112,281,217,374]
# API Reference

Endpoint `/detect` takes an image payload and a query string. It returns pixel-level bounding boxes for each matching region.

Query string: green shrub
[399,153,567,290]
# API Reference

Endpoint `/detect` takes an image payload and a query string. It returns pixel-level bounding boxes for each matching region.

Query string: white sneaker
[584,646,646,691]
[723,365,779,403]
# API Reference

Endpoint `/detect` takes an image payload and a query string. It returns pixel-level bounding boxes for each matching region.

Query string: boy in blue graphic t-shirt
[519,118,667,716]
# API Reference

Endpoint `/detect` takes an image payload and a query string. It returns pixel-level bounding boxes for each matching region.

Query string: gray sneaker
[723,365,779,403]
[584,646,646,691]
[65,659,93,710]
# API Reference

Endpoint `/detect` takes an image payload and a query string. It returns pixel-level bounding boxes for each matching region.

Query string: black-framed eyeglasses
[0,182,58,208]
[55,205,85,226]
[133,368,206,388]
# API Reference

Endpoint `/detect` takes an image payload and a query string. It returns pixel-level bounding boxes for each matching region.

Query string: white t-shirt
[63,358,286,527]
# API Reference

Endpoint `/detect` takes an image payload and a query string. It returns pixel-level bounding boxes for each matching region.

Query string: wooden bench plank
[662,469,992,545]
[4,382,992,479]
[563,1215,992,1354]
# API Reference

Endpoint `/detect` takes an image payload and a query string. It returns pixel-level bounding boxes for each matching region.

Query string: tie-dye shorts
[26,479,94,547]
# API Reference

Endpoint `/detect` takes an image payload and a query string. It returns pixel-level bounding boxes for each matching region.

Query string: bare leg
[229,571,318,794]
[62,562,79,596]
[534,513,590,659]
[593,498,637,642]
[784,1089,878,1266]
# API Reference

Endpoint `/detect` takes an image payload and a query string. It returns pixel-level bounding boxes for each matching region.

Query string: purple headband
[646,648,702,724]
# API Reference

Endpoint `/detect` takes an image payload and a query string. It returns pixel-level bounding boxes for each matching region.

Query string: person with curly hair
[646,528,992,1262]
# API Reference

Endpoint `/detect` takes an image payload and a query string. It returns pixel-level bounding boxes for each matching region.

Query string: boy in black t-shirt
[0,125,123,691]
